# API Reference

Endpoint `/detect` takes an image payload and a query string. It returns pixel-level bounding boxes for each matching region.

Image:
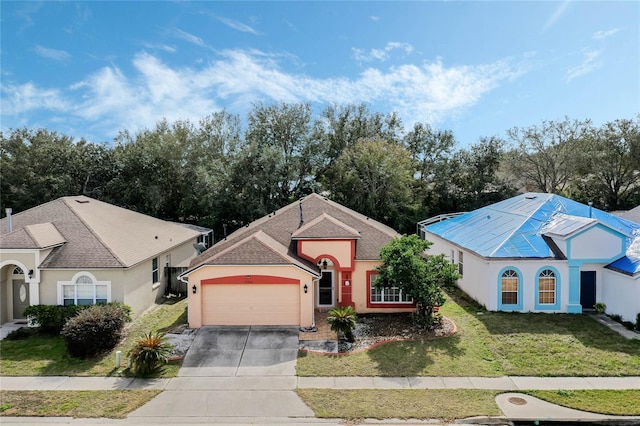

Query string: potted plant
[593,302,606,314]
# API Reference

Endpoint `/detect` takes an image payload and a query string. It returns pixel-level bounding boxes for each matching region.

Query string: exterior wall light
[192,284,197,294]
[303,284,308,294]
[28,269,34,279]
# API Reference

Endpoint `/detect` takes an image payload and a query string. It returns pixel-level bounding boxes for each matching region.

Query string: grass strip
[296,388,501,421]
[526,390,640,416]
[0,390,160,418]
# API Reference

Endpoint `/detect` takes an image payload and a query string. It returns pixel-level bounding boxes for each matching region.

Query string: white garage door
[202,284,300,325]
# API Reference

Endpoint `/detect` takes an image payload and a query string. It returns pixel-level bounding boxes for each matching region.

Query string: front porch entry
[317,270,334,307]
[12,279,29,320]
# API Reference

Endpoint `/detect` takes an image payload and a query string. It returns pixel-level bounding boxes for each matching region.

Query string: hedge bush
[23,305,84,334]
[24,302,132,334]
[61,304,130,358]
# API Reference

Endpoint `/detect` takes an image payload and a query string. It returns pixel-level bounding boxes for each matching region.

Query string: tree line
[1,103,638,238]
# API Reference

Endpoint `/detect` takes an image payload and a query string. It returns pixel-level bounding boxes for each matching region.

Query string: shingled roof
[188,193,399,270]
[0,196,200,269]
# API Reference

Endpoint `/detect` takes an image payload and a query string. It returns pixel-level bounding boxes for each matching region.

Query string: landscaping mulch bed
[338,313,456,353]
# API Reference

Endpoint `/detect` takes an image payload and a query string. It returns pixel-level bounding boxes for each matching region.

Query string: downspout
[301,276,320,332]
[311,277,320,329]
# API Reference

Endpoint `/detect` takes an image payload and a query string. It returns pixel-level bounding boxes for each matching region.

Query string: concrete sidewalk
[2,375,639,391]
[2,375,639,425]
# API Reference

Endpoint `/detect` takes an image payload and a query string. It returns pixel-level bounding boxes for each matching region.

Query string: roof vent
[75,199,90,204]
[525,195,537,200]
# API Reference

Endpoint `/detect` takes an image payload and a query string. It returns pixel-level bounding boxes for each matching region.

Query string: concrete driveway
[178,325,300,377]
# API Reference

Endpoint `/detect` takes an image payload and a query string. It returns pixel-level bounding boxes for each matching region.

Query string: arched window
[501,269,519,305]
[61,274,109,306]
[12,267,24,275]
[538,269,556,305]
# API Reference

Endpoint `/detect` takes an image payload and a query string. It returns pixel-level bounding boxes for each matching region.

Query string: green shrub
[24,303,132,335]
[327,306,358,343]
[101,301,132,322]
[636,313,640,332]
[61,304,129,358]
[128,332,174,377]
[593,302,606,314]
[23,305,84,333]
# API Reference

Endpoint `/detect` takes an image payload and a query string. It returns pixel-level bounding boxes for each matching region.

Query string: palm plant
[128,331,173,377]
[327,306,357,343]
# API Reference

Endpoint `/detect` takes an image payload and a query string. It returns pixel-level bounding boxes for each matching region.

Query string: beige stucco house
[0,196,202,324]
[181,193,413,328]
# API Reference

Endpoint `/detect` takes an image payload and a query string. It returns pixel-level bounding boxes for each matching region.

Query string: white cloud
[34,45,71,61]
[1,82,68,114]
[2,49,525,138]
[566,49,602,82]
[592,28,620,40]
[542,1,571,32]
[352,42,414,62]
[141,42,177,53]
[370,16,380,22]
[217,16,260,35]
[173,28,208,48]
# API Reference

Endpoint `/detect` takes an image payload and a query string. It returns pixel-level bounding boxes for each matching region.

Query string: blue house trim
[534,266,561,310]
[497,266,523,311]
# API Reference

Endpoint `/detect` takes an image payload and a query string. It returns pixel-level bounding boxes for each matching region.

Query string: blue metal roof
[424,193,640,275]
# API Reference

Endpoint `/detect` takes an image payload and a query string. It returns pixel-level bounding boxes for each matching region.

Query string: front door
[318,271,334,307]
[12,280,29,320]
[580,271,596,310]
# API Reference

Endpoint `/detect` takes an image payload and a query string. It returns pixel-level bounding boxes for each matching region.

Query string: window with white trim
[458,251,464,276]
[61,274,109,306]
[501,269,518,305]
[538,269,556,305]
[152,257,159,284]
[369,273,412,303]
[12,267,24,275]
[450,249,455,264]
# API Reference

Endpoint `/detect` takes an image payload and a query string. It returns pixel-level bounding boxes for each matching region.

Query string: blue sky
[1,1,638,146]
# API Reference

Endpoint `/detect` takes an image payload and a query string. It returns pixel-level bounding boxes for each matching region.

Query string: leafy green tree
[315,102,404,169]
[453,136,515,210]
[403,122,458,222]
[506,117,593,194]
[220,102,321,228]
[376,235,459,328]
[574,117,640,210]
[326,138,415,231]
[1,128,113,214]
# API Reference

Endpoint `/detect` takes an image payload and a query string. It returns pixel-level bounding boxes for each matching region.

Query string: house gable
[565,224,626,262]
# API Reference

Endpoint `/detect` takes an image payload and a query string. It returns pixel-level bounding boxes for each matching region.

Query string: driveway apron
[178,326,300,377]
[128,325,314,420]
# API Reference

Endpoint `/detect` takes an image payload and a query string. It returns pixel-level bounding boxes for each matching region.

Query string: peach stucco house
[0,196,203,324]
[181,193,413,328]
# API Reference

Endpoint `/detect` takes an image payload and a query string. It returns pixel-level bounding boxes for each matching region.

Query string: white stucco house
[0,196,205,325]
[421,193,640,323]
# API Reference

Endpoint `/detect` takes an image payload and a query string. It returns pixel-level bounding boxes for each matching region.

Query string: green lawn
[0,297,187,377]
[297,389,640,420]
[0,390,160,418]
[297,288,640,377]
[527,390,640,416]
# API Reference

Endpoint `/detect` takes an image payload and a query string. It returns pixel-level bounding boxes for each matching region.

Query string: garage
[201,277,300,326]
